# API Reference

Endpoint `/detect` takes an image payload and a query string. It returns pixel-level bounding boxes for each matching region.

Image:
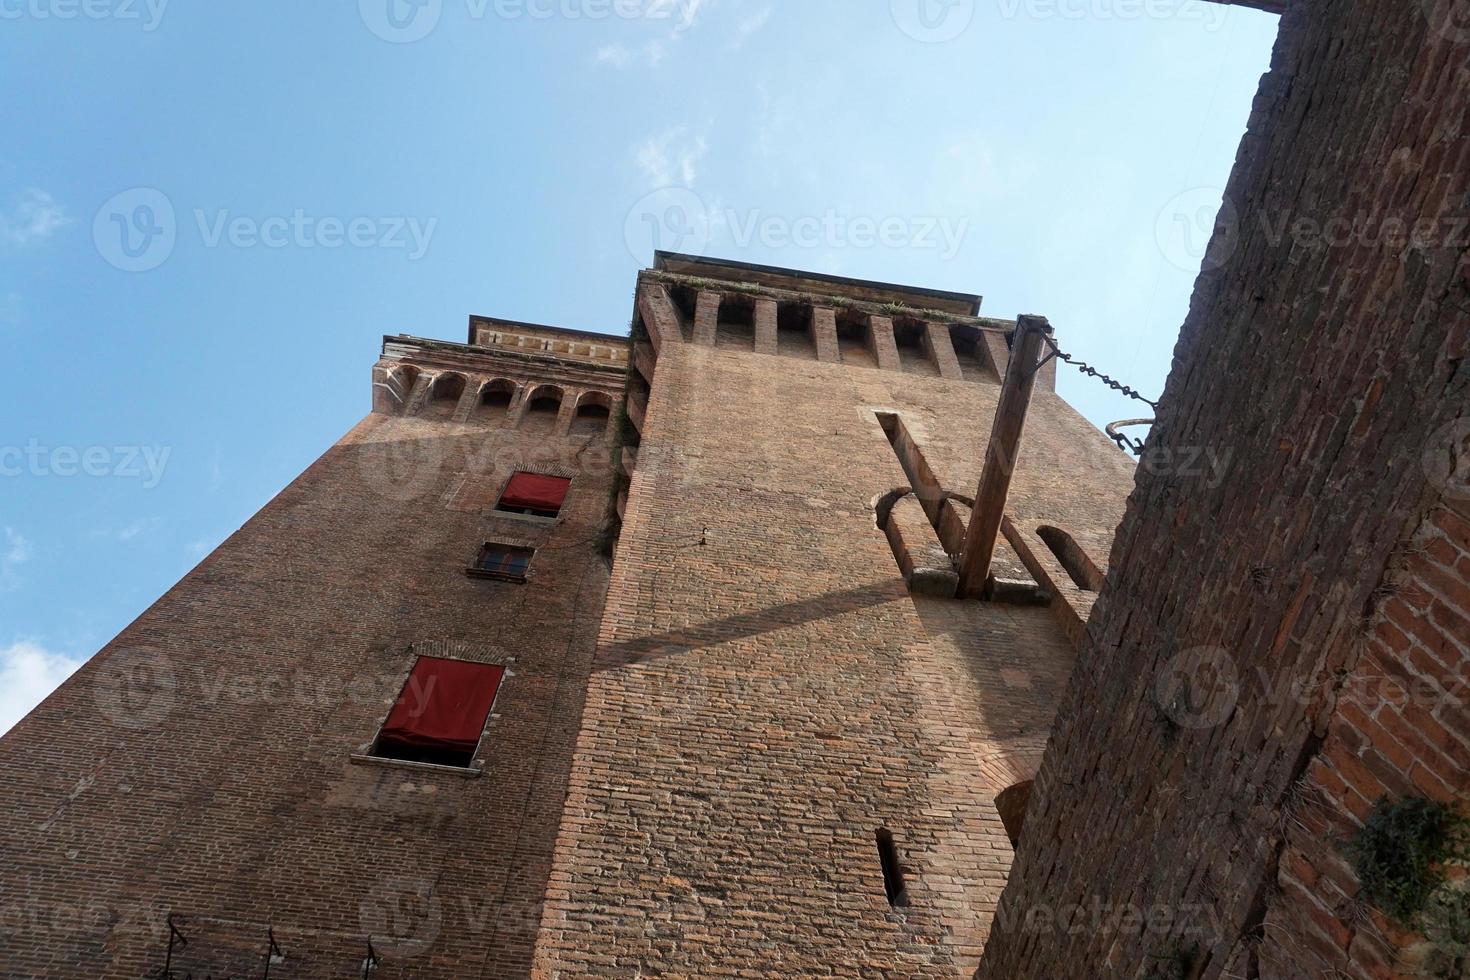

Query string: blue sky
[0,0,1280,731]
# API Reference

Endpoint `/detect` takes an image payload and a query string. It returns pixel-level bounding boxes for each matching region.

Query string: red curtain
[379,657,505,753]
[500,472,571,511]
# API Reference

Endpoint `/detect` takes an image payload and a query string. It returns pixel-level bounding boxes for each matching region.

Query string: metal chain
[1041,336,1159,410]
[1033,335,1157,455]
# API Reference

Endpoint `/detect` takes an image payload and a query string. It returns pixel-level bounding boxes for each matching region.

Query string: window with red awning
[496,472,571,517]
[373,656,505,768]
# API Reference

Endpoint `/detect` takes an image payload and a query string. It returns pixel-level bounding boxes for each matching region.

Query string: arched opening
[1037,526,1105,592]
[475,379,517,424]
[521,385,563,433]
[571,393,612,437]
[381,365,420,415]
[995,781,1034,849]
[425,373,466,420]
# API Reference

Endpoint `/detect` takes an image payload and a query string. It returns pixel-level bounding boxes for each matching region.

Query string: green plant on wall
[1347,796,1470,975]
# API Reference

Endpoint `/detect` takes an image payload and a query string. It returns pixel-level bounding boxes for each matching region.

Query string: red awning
[500,472,571,512]
[379,657,505,754]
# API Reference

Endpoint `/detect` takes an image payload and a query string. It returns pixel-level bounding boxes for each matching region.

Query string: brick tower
[0,254,1135,978]
[0,319,629,977]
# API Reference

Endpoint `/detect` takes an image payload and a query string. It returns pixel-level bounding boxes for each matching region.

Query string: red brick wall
[531,279,1135,977]
[1259,497,1470,975]
[0,336,624,979]
[977,0,1470,975]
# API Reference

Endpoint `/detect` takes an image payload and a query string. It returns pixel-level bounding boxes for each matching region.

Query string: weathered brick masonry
[530,255,1134,977]
[977,0,1470,976]
[0,323,626,978]
[0,253,1140,978]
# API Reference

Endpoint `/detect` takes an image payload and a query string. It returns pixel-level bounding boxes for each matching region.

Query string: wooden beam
[956,315,1053,599]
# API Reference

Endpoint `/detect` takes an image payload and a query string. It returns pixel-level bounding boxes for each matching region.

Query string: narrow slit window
[371,656,505,769]
[469,543,534,582]
[876,828,909,907]
[495,472,571,519]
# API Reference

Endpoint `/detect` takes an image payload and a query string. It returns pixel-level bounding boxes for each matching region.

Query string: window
[495,472,571,519]
[875,828,910,908]
[371,656,505,769]
[469,543,534,582]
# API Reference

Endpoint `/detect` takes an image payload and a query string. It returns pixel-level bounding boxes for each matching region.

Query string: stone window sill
[464,567,528,584]
[491,510,560,526]
[349,753,483,779]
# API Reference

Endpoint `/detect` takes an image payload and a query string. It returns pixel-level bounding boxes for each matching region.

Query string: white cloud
[1,527,31,591]
[187,531,228,559]
[117,518,159,543]
[728,4,771,48]
[933,133,1012,201]
[594,40,668,69]
[0,641,85,735]
[591,0,712,69]
[0,190,69,248]
[634,127,710,188]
